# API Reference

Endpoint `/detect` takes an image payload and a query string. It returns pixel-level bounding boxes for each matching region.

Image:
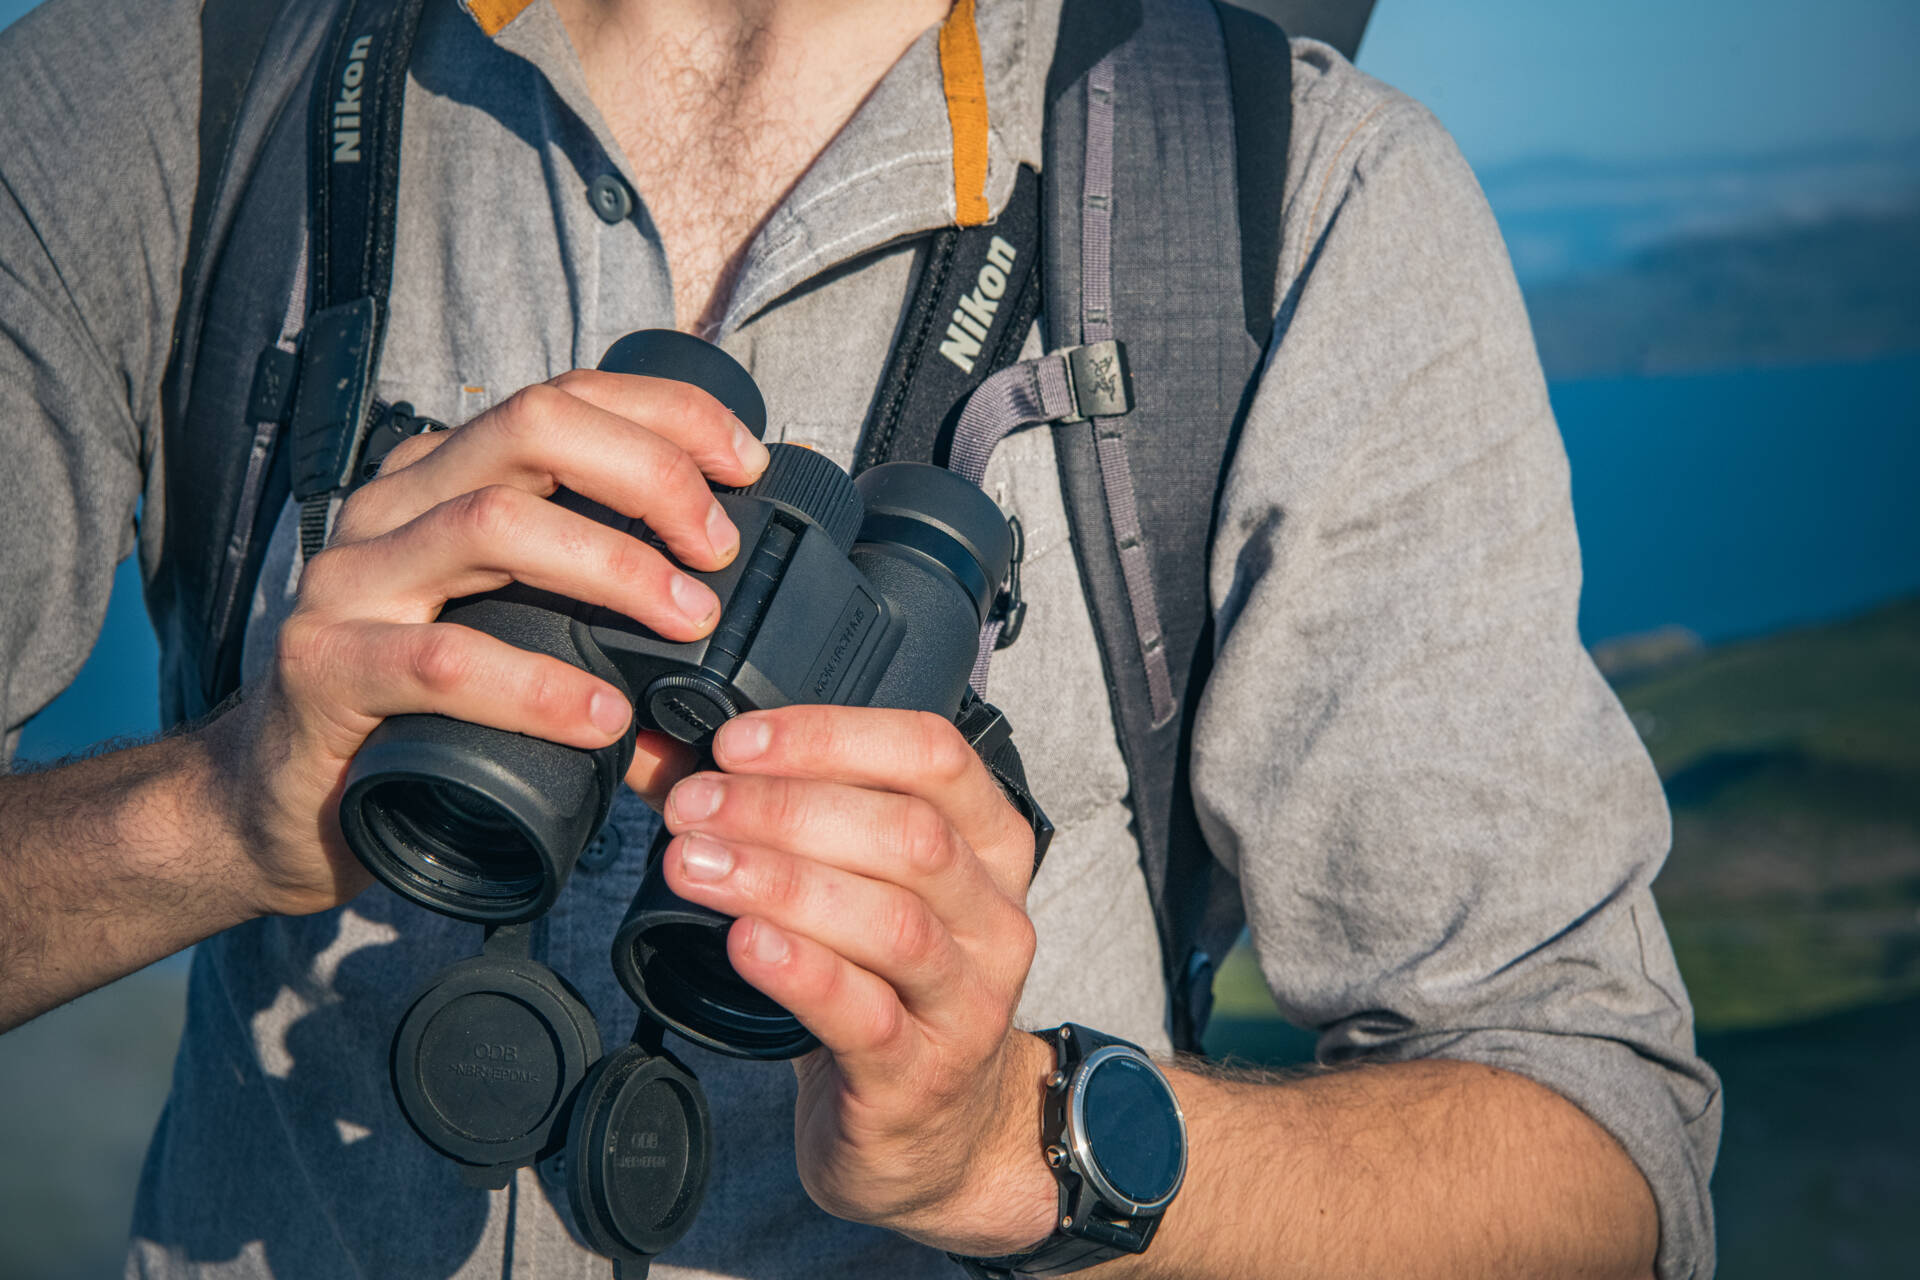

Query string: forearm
[0,721,265,1031]
[1106,1058,1658,1280]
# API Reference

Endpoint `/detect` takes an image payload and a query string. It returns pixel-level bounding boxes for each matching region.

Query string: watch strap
[949,1025,1173,1278]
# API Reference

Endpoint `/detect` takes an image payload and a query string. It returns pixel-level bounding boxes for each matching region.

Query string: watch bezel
[1064,1044,1188,1218]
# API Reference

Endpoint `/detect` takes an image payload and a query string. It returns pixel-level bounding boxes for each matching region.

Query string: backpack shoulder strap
[1043,0,1293,1051]
[172,0,285,372]
[1215,1,1293,353]
[156,0,303,724]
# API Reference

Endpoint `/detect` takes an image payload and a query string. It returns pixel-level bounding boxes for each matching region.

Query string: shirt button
[588,173,634,224]
[577,821,625,873]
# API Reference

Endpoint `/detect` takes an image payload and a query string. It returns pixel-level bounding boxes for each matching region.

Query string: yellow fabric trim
[467,0,536,38]
[938,0,991,227]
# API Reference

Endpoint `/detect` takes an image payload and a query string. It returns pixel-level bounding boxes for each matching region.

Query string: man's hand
[659,705,1061,1256]
[0,368,770,1031]
[216,368,771,917]
[654,706,1665,1280]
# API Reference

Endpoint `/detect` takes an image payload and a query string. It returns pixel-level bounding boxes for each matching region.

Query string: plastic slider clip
[288,296,382,503]
[247,346,299,425]
[1060,340,1133,423]
[991,514,1027,650]
[355,401,448,487]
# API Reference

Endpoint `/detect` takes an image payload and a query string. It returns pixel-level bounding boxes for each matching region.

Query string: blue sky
[5,0,1918,170]
[1360,0,1920,169]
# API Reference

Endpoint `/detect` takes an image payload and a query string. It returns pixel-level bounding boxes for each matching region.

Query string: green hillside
[1619,595,1920,1029]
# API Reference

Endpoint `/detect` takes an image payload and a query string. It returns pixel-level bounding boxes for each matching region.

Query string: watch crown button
[1045,1145,1068,1168]
[1061,1215,1074,1230]
[1046,1070,1067,1090]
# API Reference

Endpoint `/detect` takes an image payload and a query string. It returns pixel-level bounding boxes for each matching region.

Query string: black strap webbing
[290,0,429,558]
[854,166,1045,474]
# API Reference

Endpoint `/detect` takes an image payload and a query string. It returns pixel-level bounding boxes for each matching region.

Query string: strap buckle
[1059,339,1133,423]
[288,296,383,502]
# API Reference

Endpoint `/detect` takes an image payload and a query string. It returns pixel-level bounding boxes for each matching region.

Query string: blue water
[1558,356,1920,644]
[14,358,1920,764]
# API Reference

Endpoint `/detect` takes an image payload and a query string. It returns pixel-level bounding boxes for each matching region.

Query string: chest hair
[559,4,946,338]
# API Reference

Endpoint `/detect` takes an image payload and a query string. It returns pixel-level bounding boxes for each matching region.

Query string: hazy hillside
[1525,205,1920,379]
[1480,142,1920,278]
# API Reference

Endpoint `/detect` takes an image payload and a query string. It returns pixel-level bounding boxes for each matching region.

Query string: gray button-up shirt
[0,1,1719,1276]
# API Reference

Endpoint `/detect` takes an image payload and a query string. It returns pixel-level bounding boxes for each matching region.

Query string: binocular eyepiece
[340,330,1014,1058]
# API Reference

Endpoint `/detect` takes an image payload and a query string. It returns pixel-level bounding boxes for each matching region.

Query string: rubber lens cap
[391,956,600,1169]
[416,992,563,1142]
[604,1074,694,1239]
[568,1045,712,1263]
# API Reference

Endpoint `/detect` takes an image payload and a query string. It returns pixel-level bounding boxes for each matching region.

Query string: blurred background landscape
[3,0,1916,1276]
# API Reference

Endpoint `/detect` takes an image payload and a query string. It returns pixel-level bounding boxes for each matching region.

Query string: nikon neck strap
[289,0,429,561]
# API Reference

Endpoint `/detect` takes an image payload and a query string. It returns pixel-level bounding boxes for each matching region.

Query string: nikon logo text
[333,35,373,163]
[939,236,1019,373]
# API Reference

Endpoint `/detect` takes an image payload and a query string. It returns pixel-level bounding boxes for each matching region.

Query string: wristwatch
[952,1024,1188,1277]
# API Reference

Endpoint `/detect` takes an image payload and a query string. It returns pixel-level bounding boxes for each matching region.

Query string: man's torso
[131,2,1168,1276]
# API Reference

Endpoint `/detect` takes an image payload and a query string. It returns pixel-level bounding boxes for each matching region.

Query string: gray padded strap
[1082,56,1176,725]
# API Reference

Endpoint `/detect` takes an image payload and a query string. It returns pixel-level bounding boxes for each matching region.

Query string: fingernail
[732,422,770,475]
[717,716,771,762]
[589,689,630,737]
[671,775,723,823]
[748,921,790,965]
[705,501,738,559]
[678,833,734,883]
[670,572,718,627]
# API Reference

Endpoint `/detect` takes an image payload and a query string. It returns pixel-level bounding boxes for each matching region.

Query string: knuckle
[756,849,808,912]
[295,545,350,601]
[381,431,440,472]
[451,484,526,545]
[273,614,326,674]
[1007,910,1038,970]
[655,378,708,428]
[657,443,707,500]
[518,662,574,723]
[495,384,563,448]
[764,780,816,845]
[865,988,909,1051]
[408,627,474,695]
[879,891,940,969]
[601,531,657,584]
[897,800,954,878]
[913,712,973,784]
[652,379,733,454]
[329,491,373,544]
[794,707,853,768]
[547,368,597,398]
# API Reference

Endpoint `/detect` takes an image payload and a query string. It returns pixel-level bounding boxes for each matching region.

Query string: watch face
[1078,1052,1184,1208]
